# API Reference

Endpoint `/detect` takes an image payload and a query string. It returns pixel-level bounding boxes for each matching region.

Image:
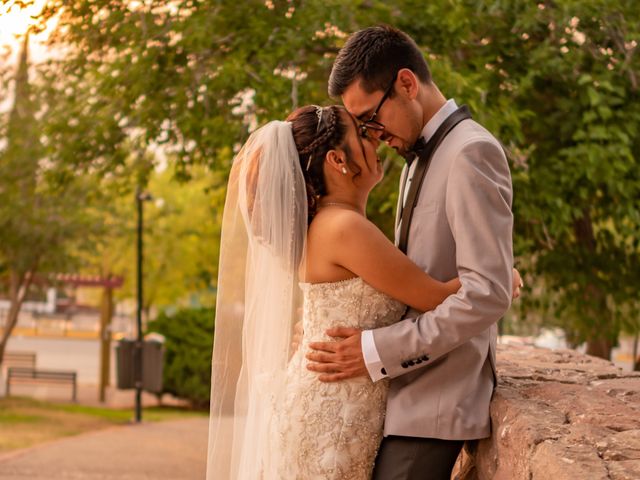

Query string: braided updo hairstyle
[286,105,354,223]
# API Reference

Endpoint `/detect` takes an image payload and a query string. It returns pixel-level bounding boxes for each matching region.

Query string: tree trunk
[574,211,615,360]
[99,285,114,403]
[585,337,614,360]
[0,269,35,369]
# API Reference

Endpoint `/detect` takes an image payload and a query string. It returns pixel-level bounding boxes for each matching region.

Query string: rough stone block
[460,345,640,480]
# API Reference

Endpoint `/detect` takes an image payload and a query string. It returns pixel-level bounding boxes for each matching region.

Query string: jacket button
[421,355,429,362]
[401,362,409,368]
[415,359,422,364]
[381,368,387,375]
[407,360,415,366]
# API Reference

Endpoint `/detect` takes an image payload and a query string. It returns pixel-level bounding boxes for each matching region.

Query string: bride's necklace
[319,201,364,215]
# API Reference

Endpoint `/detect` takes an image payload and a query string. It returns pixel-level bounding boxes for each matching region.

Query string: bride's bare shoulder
[308,208,381,245]
[304,208,398,283]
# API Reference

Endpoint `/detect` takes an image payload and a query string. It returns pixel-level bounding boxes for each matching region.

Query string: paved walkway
[0,417,209,479]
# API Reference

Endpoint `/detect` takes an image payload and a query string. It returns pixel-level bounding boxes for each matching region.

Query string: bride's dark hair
[286,105,358,223]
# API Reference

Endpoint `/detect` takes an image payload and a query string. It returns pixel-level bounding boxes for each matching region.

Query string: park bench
[5,367,77,402]
[3,352,37,370]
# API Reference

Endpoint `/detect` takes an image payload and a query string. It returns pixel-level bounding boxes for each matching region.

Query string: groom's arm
[370,138,513,379]
[361,162,410,382]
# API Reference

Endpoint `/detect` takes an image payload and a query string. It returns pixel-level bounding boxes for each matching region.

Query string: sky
[0,0,56,112]
[0,0,52,61]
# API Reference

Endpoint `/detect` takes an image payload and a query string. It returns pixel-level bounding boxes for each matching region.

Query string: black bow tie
[405,136,428,166]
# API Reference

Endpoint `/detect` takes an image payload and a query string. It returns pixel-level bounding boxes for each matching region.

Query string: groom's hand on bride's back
[306,327,367,382]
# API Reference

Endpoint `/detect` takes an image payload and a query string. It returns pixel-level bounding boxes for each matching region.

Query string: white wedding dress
[275,277,406,479]
[207,122,405,480]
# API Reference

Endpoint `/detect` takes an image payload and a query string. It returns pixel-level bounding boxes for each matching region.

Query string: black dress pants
[372,435,464,480]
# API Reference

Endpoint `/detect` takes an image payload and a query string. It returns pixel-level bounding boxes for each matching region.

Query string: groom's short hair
[328,25,431,97]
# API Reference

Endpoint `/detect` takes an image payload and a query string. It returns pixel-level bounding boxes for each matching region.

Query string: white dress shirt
[361,99,459,382]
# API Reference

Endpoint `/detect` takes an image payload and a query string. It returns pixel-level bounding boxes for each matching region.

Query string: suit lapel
[397,105,472,254]
[395,164,409,236]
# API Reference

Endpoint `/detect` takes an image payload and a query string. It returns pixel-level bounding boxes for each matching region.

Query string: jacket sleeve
[372,138,513,379]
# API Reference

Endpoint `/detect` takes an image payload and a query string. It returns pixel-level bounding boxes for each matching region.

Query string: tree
[402,0,640,359]
[0,35,41,366]
[0,34,104,366]
[83,166,223,317]
[36,0,640,360]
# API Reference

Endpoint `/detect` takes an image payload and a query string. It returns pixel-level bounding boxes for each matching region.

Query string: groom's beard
[383,131,415,160]
[391,131,425,162]
[391,141,413,160]
[397,146,414,162]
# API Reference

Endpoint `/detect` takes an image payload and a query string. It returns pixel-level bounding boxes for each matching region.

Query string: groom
[307,25,514,479]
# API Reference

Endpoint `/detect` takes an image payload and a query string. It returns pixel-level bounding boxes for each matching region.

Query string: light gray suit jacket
[373,118,513,440]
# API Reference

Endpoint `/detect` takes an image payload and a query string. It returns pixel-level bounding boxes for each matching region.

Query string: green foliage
[0,34,105,297]
[138,168,222,309]
[77,166,222,311]
[21,0,640,356]
[148,307,215,409]
[447,0,640,348]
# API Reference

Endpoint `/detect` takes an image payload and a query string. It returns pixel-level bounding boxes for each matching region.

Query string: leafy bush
[148,307,214,409]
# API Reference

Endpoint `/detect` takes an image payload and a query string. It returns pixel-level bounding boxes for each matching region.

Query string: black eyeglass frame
[358,72,398,139]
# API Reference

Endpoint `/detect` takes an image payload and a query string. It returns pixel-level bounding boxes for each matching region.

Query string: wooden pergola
[50,273,124,403]
[50,273,124,289]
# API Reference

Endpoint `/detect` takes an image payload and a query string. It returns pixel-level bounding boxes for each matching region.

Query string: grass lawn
[0,396,207,454]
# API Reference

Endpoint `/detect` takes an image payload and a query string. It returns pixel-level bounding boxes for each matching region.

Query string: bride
[206,104,519,479]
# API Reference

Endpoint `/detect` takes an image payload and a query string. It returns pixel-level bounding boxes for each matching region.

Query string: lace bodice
[299,276,406,342]
[274,277,405,479]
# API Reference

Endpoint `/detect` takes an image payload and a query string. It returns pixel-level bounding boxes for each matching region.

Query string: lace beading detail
[275,277,405,479]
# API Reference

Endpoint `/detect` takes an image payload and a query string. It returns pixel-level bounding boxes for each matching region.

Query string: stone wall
[457,344,640,480]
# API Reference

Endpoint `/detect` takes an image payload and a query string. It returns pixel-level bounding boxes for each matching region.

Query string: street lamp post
[135,188,152,423]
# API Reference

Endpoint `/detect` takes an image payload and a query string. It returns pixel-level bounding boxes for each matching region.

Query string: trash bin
[116,339,136,389]
[142,339,163,393]
[115,338,164,393]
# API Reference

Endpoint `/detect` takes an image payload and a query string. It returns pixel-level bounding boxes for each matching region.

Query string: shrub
[148,307,214,409]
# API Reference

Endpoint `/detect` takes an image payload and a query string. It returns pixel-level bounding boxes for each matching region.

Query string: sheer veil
[206,121,308,479]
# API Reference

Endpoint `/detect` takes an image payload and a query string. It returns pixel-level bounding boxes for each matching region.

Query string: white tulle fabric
[206,121,307,480]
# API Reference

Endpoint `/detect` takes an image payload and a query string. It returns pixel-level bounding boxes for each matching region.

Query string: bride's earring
[341,167,347,175]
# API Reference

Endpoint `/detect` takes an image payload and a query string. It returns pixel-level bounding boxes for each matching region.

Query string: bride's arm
[324,211,460,312]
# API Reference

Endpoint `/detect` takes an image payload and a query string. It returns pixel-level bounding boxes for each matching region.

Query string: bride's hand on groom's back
[512,268,524,300]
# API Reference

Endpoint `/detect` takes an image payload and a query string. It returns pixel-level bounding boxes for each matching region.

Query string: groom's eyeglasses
[358,73,397,140]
